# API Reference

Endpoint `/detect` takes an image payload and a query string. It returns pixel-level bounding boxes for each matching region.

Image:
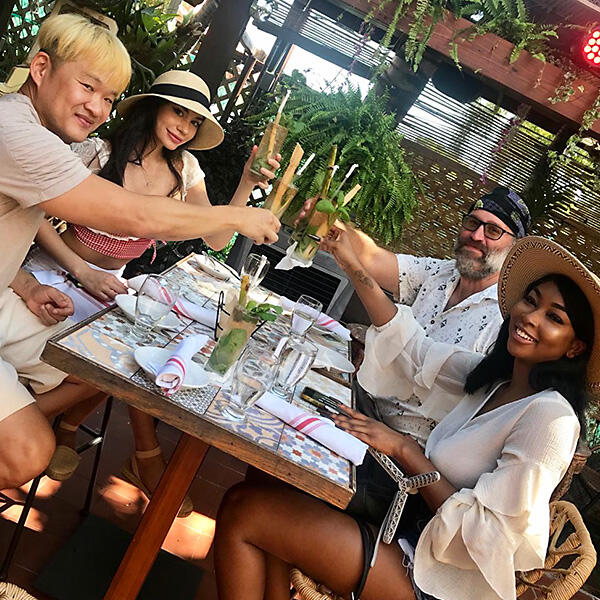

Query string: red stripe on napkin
[166,356,186,376]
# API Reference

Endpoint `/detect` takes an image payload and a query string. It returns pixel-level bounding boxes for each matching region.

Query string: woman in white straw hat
[23,70,280,516]
[214,236,599,600]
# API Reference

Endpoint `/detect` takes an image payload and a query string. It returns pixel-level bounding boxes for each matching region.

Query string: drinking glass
[292,208,330,263]
[224,341,279,420]
[291,295,323,339]
[131,275,175,343]
[205,303,260,375]
[242,253,270,290]
[250,122,288,177]
[271,336,318,400]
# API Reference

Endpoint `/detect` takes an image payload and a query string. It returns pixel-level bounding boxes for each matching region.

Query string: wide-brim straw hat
[116,70,224,150]
[498,236,600,395]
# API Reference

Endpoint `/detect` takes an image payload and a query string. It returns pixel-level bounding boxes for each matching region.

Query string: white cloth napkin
[275,242,313,271]
[128,275,217,327]
[155,334,210,395]
[32,269,66,286]
[256,391,366,465]
[280,297,351,341]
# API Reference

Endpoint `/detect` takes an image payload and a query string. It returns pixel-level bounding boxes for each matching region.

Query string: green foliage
[549,89,600,186]
[549,70,578,104]
[249,79,421,245]
[244,301,283,322]
[521,151,573,223]
[371,0,557,73]
[453,0,557,65]
[84,0,201,126]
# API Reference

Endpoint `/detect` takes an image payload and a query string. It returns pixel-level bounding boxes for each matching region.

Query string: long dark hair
[464,274,593,422]
[98,97,191,197]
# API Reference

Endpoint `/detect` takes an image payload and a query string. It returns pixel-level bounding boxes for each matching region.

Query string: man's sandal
[45,421,81,482]
[120,446,194,518]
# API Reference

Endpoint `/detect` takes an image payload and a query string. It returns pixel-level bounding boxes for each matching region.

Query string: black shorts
[346,452,439,599]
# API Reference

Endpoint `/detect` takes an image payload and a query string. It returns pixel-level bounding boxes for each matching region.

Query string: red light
[583,31,600,63]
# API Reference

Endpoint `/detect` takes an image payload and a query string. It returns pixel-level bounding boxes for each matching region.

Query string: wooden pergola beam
[334,0,600,134]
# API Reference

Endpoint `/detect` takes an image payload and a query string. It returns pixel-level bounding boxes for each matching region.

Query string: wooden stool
[0,398,114,582]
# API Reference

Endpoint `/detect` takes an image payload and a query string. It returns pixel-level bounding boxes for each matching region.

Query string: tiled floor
[1,400,600,600]
[0,400,247,600]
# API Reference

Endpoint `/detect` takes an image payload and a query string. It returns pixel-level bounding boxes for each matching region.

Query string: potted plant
[249,78,421,245]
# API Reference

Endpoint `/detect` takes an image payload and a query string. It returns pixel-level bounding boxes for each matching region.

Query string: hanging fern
[371,0,557,72]
[247,79,421,245]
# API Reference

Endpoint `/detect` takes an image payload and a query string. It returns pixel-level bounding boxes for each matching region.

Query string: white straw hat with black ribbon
[498,236,600,396]
[116,70,224,150]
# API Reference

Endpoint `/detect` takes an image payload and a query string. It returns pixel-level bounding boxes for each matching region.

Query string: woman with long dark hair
[23,70,279,515]
[214,236,599,600]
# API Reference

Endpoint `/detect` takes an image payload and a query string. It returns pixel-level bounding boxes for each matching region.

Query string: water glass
[291,294,323,339]
[272,336,318,400]
[224,341,279,420]
[131,275,175,343]
[242,253,270,290]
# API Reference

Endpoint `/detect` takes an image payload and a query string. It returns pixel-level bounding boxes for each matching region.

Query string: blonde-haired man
[0,13,280,490]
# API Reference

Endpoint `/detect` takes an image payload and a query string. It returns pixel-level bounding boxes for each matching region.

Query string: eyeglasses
[461,214,515,241]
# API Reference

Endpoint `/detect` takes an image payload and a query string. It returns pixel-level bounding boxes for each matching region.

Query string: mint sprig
[245,301,283,322]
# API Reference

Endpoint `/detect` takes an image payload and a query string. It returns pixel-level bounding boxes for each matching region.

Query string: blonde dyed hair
[37,13,131,94]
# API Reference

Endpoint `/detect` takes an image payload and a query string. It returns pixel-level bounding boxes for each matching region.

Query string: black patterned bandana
[468,187,531,239]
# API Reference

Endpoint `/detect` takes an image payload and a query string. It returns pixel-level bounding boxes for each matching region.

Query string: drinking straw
[267,89,291,155]
[333,163,359,198]
[295,153,315,178]
[239,274,250,307]
[319,145,338,199]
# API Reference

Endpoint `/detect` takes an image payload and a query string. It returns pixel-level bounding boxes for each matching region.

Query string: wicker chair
[291,501,596,600]
[0,582,38,600]
[551,440,591,502]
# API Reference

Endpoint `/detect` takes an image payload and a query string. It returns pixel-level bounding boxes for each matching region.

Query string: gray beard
[454,242,511,280]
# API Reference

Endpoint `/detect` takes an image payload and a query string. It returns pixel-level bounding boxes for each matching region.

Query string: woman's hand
[332,407,424,462]
[242,145,281,190]
[77,267,128,302]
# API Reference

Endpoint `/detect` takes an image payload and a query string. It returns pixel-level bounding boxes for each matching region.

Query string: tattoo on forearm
[353,268,374,288]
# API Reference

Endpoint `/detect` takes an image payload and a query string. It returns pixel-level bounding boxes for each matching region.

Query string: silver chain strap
[367,448,440,545]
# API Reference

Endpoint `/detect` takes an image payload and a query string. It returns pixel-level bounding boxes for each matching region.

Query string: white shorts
[0,287,71,422]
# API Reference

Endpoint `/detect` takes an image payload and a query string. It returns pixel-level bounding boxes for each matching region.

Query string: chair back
[551,439,591,502]
[516,501,596,599]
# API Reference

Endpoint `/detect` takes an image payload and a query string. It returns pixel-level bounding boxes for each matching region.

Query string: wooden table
[42,255,356,600]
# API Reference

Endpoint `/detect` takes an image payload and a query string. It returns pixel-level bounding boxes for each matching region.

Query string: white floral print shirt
[357,254,503,445]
